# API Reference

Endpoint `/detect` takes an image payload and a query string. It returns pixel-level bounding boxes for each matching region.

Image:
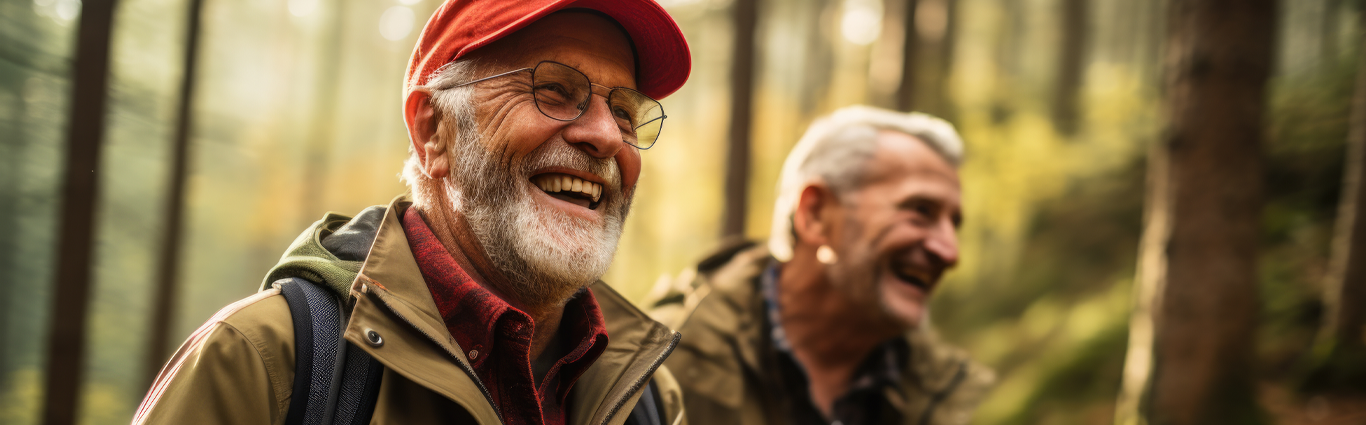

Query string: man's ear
[793,183,836,247]
[404,90,450,180]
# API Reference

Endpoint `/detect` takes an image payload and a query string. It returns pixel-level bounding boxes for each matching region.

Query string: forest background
[1,0,1363,423]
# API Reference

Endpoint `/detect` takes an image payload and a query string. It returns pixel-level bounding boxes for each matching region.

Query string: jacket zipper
[367,288,507,425]
[596,331,682,425]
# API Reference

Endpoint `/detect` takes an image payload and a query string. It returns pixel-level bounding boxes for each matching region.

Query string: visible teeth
[533,174,606,203]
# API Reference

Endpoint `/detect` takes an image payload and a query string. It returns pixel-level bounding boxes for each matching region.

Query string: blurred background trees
[0,0,1363,423]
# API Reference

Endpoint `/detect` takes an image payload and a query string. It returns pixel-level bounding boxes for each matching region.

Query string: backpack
[275,277,669,425]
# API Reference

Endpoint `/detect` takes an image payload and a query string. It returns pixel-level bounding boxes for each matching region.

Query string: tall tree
[896,0,919,111]
[0,90,25,384]
[1052,0,1087,136]
[906,0,957,118]
[722,0,758,238]
[1115,0,1275,424]
[143,0,206,387]
[299,0,348,218]
[1321,0,1342,71]
[797,0,834,117]
[42,0,120,423]
[930,0,957,118]
[1313,3,1366,389]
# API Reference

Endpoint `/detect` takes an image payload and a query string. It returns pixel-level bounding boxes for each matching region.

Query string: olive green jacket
[135,197,686,425]
[649,242,993,425]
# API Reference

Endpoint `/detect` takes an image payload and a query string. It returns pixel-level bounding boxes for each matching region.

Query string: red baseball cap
[404,0,691,100]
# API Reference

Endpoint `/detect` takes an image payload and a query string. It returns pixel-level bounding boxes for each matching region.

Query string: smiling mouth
[532,173,603,210]
[889,260,933,291]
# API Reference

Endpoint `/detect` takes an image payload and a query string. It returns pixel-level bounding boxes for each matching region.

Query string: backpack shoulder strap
[331,343,384,425]
[276,277,383,425]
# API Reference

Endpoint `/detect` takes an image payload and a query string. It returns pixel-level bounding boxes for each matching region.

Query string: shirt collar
[399,207,609,387]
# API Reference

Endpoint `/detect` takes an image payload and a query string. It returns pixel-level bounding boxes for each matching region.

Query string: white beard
[443,130,631,306]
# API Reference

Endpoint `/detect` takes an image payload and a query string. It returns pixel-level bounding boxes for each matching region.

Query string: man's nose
[924,219,960,268]
[562,95,626,159]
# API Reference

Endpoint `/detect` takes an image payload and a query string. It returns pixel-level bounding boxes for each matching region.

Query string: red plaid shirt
[402,209,609,425]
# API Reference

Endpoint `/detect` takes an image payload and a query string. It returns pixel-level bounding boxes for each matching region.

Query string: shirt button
[364,329,384,347]
[468,349,479,360]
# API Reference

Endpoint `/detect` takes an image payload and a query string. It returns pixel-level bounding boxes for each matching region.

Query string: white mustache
[519,140,622,193]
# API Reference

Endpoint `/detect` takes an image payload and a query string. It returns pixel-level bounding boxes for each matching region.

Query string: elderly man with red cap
[134,1,691,424]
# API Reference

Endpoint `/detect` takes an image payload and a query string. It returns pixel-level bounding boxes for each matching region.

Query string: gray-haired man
[651,106,994,425]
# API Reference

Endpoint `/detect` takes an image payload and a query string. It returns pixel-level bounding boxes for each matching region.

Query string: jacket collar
[341,196,680,425]
[682,246,987,417]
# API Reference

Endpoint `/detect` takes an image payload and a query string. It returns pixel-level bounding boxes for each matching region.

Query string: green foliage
[0,0,1360,423]
[0,0,77,421]
[1261,51,1358,365]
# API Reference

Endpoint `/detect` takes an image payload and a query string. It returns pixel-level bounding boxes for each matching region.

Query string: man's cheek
[615,148,642,192]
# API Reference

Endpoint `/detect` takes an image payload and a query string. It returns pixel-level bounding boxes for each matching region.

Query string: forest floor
[1261,384,1366,424]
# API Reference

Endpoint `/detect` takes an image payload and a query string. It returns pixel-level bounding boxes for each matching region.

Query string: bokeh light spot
[288,0,317,17]
[840,0,883,45]
[379,6,415,41]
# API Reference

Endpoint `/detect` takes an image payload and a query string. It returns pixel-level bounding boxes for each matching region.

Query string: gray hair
[767,105,965,261]
[400,60,482,206]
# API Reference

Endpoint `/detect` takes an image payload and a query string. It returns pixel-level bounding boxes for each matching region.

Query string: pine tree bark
[1320,0,1342,71]
[1314,3,1366,388]
[1052,0,1087,136]
[913,0,957,118]
[896,0,919,111]
[1116,0,1274,423]
[42,0,119,423]
[298,0,347,218]
[144,0,206,388]
[722,0,758,238]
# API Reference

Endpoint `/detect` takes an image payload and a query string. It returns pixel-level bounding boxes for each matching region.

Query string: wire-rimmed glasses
[449,61,666,150]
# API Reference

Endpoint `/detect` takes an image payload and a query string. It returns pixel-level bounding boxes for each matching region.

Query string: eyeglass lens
[530,61,665,149]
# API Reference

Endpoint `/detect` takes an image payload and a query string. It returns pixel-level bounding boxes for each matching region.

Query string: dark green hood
[259,206,388,300]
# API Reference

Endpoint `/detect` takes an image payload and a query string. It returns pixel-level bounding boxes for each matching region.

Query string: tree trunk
[1321,0,1342,71]
[1115,0,1274,424]
[932,0,957,119]
[798,0,833,117]
[299,0,347,218]
[143,0,206,388]
[0,91,23,383]
[910,0,956,118]
[896,0,919,111]
[1313,4,1366,389]
[1052,0,1087,136]
[42,0,120,423]
[722,0,758,238]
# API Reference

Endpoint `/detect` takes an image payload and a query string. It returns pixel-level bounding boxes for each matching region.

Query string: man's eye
[612,106,634,123]
[535,82,571,99]
[901,200,938,223]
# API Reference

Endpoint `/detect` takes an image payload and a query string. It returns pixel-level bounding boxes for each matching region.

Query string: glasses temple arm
[633,114,667,131]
